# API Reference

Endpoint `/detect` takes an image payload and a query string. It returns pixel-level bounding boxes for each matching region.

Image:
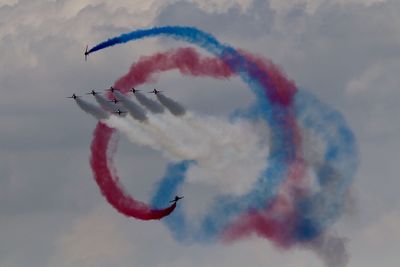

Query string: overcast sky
[0,0,399,266]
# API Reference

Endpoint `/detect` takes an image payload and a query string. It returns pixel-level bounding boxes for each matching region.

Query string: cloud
[346,60,400,95]
[345,59,400,139]
[49,207,133,267]
[361,211,400,247]
[156,0,275,40]
[189,0,253,13]
[269,0,388,14]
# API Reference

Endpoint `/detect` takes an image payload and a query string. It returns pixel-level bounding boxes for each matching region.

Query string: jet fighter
[149,88,163,94]
[169,195,184,204]
[86,90,99,96]
[130,87,140,94]
[106,86,119,93]
[108,98,120,104]
[114,109,127,116]
[67,94,80,99]
[84,45,89,61]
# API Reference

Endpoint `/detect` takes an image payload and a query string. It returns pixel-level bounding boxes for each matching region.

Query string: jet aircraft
[67,94,80,99]
[149,88,163,94]
[108,98,120,104]
[106,86,119,93]
[84,45,89,61]
[86,90,99,96]
[169,195,184,203]
[114,109,126,116]
[130,87,140,94]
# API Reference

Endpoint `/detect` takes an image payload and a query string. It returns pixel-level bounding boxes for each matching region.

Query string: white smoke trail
[94,94,119,113]
[77,95,348,267]
[76,93,269,195]
[156,93,186,116]
[75,98,109,120]
[103,108,269,195]
[113,90,147,122]
[134,92,164,113]
[105,116,156,147]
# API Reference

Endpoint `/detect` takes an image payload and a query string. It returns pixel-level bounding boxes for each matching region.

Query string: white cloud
[269,0,387,14]
[0,0,174,76]
[346,60,400,94]
[343,210,400,267]
[49,207,133,267]
[190,0,253,13]
[0,0,18,7]
[346,64,384,94]
[361,210,400,247]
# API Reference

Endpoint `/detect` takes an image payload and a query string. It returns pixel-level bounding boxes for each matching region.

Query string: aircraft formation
[68,86,165,116]
[68,85,183,205]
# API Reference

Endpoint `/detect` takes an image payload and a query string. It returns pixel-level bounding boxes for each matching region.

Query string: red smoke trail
[220,52,307,246]
[222,197,297,248]
[91,47,233,220]
[114,47,233,93]
[91,46,306,229]
[233,49,297,106]
[90,123,177,220]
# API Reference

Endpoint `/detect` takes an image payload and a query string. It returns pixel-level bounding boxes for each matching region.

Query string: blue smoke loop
[89,26,357,244]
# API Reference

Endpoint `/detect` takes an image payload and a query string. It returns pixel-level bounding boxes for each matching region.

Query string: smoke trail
[113,47,232,91]
[88,26,224,60]
[156,93,186,116]
[94,94,119,113]
[89,47,236,221]
[113,90,148,122]
[100,110,269,195]
[310,233,349,267]
[88,29,301,222]
[87,26,357,266]
[218,90,356,267]
[90,122,178,220]
[88,26,295,106]
[102,116,155,147]
[75,98,109,120]
[134,92,164,113]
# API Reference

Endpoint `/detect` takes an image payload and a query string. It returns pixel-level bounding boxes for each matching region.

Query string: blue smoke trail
[89,26,357,244]
[89,26,278,113]
[293,90,357,240]
[89,26,224,56]
[89,26,296,241]
[151,92,357,243]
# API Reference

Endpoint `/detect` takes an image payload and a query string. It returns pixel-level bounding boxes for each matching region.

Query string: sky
[0,0,399,266]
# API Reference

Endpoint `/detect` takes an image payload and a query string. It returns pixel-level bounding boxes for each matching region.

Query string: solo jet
[130,87,140,94]
[84,45,89,61]
[86,90,99,96]
[114,109,126,116]
[149,88,163,94]
[169,195,184,203]
[67,94,80,99]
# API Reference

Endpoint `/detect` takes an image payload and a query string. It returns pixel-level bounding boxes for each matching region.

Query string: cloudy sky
[1,0,399,266]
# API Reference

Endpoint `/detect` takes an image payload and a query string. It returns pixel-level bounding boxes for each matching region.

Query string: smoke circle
[88,27,357,249]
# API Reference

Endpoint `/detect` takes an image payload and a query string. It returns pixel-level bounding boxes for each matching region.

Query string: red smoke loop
[91,48,234,220]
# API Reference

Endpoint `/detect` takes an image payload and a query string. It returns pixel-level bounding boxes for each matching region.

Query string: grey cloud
[156,0,276,39]
[310,233,349,267]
